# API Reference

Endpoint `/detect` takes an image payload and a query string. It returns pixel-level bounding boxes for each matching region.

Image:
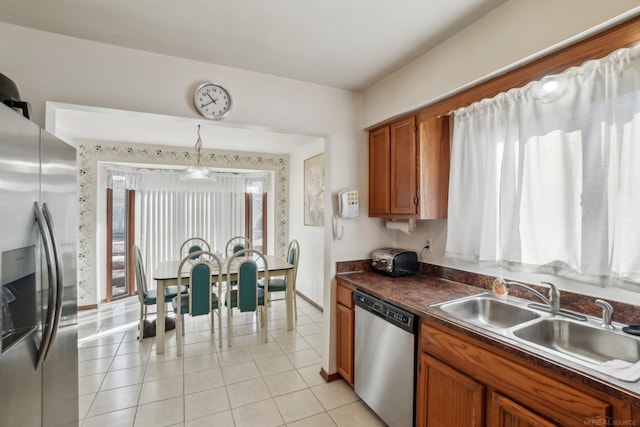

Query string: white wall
[289,139,325,306]
[364,0,640,128]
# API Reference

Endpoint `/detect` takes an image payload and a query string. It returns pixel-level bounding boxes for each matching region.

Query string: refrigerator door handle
[34,202,57,370]
[41,203,64,362]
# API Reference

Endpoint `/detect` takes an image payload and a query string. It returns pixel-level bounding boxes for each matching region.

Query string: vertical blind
[107,167,271,290]
[446,43,640,289]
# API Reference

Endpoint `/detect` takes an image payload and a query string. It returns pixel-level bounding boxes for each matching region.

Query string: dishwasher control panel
[354,290,416,333]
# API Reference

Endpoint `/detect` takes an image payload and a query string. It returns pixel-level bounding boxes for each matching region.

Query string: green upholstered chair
[224,236,251,257]
[224,236,252,310]
[133,245,187,342]
[180,237,211,262]
[172,250,223,354]
[259,239,299,319]
[224,249,269,346]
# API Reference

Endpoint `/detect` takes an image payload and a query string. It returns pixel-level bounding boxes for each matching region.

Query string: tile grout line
[79,297,375,427]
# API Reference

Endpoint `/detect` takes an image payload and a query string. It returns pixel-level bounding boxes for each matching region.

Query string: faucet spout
[501,279,586,321]
[504,281,554,313]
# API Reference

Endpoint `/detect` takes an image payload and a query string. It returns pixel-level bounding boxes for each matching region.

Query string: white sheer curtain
[447,43,640,288]
[106,167,271,290]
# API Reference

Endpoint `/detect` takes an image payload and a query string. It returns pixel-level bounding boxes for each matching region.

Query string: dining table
[152,253,295,354]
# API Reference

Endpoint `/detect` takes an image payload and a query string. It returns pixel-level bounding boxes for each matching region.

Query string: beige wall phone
[334,189,359,240]
[338,190,359,218]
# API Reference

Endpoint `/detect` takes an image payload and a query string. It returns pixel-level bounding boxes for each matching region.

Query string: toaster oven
[371,248,419,277]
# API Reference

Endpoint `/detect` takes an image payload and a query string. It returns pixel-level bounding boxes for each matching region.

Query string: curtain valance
[105,165,271,193]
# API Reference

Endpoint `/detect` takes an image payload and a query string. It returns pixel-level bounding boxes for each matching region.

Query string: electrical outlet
[424,239,432,252]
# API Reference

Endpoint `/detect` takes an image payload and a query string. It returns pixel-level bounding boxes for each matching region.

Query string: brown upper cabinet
[368,113,449,219]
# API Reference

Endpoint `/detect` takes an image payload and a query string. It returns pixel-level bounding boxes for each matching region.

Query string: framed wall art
[304,153,325,226]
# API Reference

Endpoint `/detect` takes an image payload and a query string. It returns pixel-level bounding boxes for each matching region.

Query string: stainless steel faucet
[505,281,556,313]
[595,299,615,329]
[504,280,587,321]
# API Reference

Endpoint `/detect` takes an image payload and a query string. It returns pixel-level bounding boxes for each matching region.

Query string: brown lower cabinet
[416,318,636,427]
[418,353,484,427]
[336,282,354,386]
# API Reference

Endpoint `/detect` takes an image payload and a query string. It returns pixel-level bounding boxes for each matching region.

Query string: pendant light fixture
[181,124,212,181]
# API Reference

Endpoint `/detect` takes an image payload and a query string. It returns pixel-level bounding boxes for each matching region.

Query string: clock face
[193,83,232,120]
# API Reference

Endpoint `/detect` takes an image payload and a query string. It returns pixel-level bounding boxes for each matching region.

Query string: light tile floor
[77,296,385,426]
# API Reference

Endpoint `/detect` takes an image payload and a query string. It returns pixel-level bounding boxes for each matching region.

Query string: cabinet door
[369,126,390,216]
[417,352,484,427]
[488,392,557,427]
[336,302,354,386]
[390,116,417,215]
[417,112,450,219]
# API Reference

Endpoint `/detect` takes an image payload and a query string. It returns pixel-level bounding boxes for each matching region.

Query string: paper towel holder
[385,218,416,235]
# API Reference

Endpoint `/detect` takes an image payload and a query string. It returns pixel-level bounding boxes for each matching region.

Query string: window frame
[105,187,135,302]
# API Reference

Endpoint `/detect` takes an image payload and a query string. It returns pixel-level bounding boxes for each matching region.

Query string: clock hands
[206,93,218,105]
[201,95,220,109]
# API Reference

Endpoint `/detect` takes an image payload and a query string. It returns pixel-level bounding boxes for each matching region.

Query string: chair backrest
[225,236,252,257]
[133,245,147,303]
[177,250,222,317]
[227,249,268,312]
[286,239,300,286]
[180,237,211,261]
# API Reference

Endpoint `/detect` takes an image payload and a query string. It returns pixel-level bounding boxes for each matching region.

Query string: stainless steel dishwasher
[353,290,416,427]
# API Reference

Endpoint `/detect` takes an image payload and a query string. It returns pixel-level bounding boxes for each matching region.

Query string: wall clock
[193,83,232,120]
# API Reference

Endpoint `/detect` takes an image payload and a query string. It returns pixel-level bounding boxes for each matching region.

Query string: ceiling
[52,103,322,154]
[1,0,508,153]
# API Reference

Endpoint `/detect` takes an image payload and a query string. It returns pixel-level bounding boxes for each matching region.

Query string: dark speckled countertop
[336,267,640,405]
[336,270,484,313]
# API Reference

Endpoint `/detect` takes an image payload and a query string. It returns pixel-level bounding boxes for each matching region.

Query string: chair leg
[176,312,182,356]
[227,306,232,348]
[210,311,214,333]
[181,315,185,336]
[263,307,268,343]
[139,304,145,342]
[217,309,222,349]
[293,291,297,321]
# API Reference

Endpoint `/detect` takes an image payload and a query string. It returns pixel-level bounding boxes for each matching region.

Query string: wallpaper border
[77,141,289,305]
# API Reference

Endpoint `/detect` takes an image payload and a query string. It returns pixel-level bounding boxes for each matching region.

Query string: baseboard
[78,304,98,311]
[297,291,323,313]
[320,367,341,383]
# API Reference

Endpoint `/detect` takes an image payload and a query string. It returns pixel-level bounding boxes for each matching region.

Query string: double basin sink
[431,294,640,382]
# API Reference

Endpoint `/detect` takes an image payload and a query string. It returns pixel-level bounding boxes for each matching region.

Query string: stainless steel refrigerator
[0,103,78,426]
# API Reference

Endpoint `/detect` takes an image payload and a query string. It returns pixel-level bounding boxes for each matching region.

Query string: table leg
[156,280,166,354]
[286,269,294,331]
